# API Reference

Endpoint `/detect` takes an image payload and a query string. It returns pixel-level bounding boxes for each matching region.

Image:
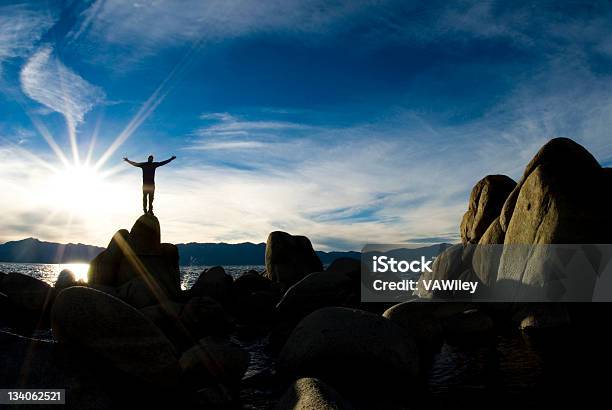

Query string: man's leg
[142,191,147,214]
[149,188,155,214]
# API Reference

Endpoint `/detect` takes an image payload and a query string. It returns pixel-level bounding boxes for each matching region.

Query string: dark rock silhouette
[51,286,181,387]
[383,302,444,354]
[55,269,78,290]
[188,266,233,305]
[276,258,360,323]
[0,272,54,316]
[276,377,355,410]
[88,214,180,308]
[265,231,323,289]
[179,336,250,388]
[460,175,516,244]
[277,307,419,404]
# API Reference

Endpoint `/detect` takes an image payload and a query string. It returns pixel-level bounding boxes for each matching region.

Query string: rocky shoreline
[1,137,612,409]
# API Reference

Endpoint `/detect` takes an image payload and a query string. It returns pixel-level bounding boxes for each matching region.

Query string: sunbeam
[94,39,203,170]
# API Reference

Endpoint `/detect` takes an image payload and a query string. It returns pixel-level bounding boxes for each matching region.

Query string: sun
[45,164,118,215]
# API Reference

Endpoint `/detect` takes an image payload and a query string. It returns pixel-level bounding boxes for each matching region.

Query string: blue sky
[1,0,612,250]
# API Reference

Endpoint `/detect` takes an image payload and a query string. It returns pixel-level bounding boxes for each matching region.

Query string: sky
[1,0,612,251]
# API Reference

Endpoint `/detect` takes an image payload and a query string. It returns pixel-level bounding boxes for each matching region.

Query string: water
[0,262,265,289]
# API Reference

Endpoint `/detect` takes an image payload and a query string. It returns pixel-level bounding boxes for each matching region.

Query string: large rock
[496,138,612,301]
[139,301,192,351]
[189,266,233,304]
[276,264,359,322]
[383,302,443,354]
[88,229,130,286]
[55,269,78,290]
[277,307,419,398]
[0,331,116,409]
[129,213,162,255]
[88,217,181,307]
[276,378,354,410]
[179,336,250,388]
[415,244,478,299]
[500,137,610,241]
[0,272,54,314]
[180,296,235,339]
[51,286,181,387]
[265,231,323,289]
[460,175,516,244]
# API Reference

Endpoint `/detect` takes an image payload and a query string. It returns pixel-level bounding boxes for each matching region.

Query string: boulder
[478,216,505,245]
[382,302,443,353]
[129,213,162,255]
[496,138,612,301]
[277,307,419,397]
[55,269,78,290]
[117,277,161,308]
[265,231,323,289]
[51,286,181,387]
[415,244,478,299]
[179,336,250,388]
[139,301,192,352]
[0,272,54,314]
[189,266,233,304]
[460,175,516,244]
[233,270,272,295]
[88,229,129,286]
[325,257,361,278]
[180,296,235,339]
[276,269,358,322]
[0,331,116,409]
[500,137,610,240]
[276,378,354,410]
[471,217,506,292]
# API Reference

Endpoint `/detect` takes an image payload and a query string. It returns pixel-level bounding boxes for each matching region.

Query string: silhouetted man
[124,155,176,215]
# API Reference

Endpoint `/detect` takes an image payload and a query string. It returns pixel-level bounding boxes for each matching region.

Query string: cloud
[0,4,55,74]
[188,112,312,152]
[68,0,387,59]
[20,46,105,125]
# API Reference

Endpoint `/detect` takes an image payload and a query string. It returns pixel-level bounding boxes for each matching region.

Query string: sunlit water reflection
[0,263,265,288]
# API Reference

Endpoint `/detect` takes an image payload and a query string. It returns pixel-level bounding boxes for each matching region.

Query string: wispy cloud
[20,46,105,162]
[0,4,55,74]
[188,112,311,151]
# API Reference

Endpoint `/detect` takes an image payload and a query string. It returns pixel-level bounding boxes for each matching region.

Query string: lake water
[0,262,265,290]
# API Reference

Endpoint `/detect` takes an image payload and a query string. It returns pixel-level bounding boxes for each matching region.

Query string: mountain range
[0,238,451,267]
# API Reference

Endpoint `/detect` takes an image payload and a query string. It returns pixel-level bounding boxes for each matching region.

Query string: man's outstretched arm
[156,155,177,167]
[124,157,143,167]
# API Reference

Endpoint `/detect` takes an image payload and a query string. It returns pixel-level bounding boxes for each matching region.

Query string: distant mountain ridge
[0,237,362,266]
[0,237,451,266]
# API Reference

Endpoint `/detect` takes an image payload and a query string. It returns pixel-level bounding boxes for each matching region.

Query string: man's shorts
[143,184,155,194]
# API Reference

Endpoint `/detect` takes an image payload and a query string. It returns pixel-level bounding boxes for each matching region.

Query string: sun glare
[46,164,118,215]
[58,263,89,282]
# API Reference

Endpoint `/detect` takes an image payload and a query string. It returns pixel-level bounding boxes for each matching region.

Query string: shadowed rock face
[493,138,612,302]
[87,215,180,307]
[51,286,181,387]
[265,231,323,289]
[277,307,419,402]
[130,214,162,255]
[460,175,516,245]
